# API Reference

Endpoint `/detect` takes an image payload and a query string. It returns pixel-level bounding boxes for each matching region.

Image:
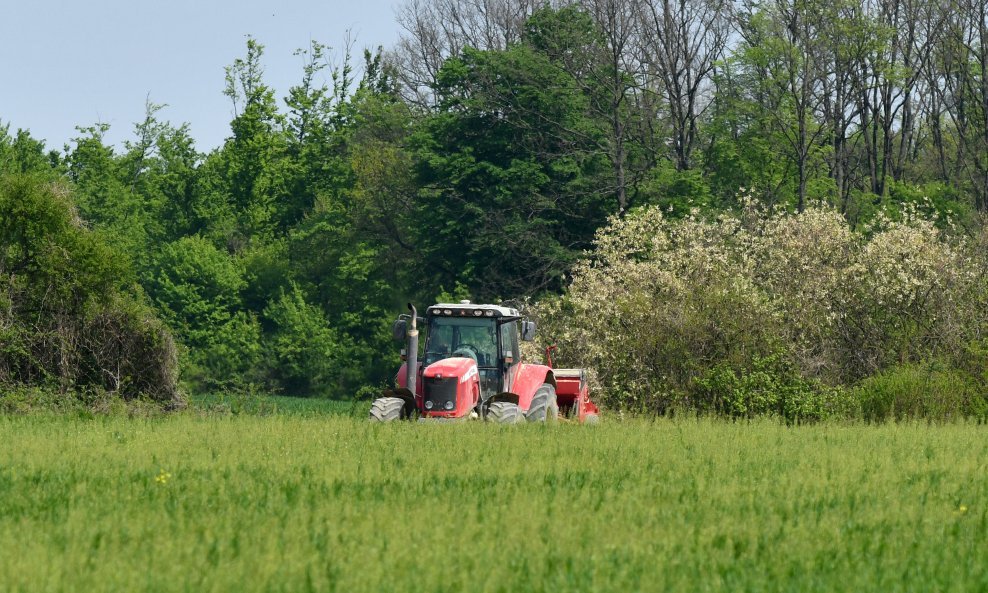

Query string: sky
[0,0,403,153]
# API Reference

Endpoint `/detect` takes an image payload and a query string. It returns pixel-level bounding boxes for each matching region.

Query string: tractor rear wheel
[486,401,521,424]
[369,396,413,422]
[526,384,559,423]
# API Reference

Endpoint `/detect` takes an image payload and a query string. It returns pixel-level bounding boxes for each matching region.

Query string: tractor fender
[488,392,520,405]
[504,363,556,412]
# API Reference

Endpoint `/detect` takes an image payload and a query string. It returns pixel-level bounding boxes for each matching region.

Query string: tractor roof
[426,301,521,319]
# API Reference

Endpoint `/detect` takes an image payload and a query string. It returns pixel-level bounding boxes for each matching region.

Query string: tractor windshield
[424,318,498,367]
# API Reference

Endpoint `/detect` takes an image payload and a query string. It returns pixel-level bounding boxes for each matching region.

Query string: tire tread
[487,401,521,424]
[369,396,409,422]
[526,384,559,423]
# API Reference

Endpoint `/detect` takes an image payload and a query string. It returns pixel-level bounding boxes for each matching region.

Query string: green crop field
[1,411,986,592]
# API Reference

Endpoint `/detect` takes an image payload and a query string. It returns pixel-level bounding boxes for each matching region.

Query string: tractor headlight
[484,310,494,317]
[473,309,483,317]
[425,400,434,410]
[443,309,452,316]
[445,400,454,410]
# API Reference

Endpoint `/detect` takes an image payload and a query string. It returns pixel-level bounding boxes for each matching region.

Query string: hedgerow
[535,197,988,420]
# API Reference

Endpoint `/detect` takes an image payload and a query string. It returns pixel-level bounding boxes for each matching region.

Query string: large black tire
[526,384,559,423]
[369,396,413,422]
[486,401,522,424]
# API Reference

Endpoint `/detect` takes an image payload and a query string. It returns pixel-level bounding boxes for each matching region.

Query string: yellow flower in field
[155,469,172,485]
[959,505,968,514]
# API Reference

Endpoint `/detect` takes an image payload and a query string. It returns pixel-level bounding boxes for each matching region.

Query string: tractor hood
[423,357,479,381]
[420,357,480,418]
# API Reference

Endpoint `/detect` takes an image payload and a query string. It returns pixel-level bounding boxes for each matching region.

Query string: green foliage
[119,107,204,244]
[240,239,292,311]
[67,124,150,261]
[149,236,245,343]
[0,123,57,176]
[214,37,289,245]
[262,285,341,396]
[286,204,396,393]
[12,7,988,418]
[147,236,262,389]
[885,181,974,228]
[537,201,988,419]
[188,312,264,389]
[640,161,715,214]
[413,16,616,298]
[695,354,852,422]
[855,363,988,423]
[0,387,79,415]
[0,175,180,404]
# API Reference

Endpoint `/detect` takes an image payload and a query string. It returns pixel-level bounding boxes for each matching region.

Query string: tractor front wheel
[486,401,521,424]
[526,384,559,423]
[369,396,414,422]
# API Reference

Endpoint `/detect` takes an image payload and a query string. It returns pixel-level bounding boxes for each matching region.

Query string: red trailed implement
[551,368,600,424]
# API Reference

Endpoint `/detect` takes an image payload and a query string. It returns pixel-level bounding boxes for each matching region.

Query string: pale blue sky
[0,0,402,152]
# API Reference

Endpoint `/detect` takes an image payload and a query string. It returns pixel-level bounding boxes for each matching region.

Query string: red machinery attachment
[545,345,599,423]
[551,368,599,423]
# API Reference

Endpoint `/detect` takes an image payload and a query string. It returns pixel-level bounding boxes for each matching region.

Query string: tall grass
[1,416,985,592]
[190,393,371,417]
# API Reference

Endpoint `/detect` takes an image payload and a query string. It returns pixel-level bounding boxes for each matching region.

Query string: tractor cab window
[500,320,520,364]
[424,318,498,367]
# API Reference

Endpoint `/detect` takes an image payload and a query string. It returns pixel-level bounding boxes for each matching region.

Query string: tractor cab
[423,302,531,400]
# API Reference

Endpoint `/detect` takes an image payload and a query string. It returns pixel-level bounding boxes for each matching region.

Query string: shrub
[148,235,246,346]
[694,353,851,423]
[855,363,988,423]
[534,196,988,418]
[0,174,181,406]
[0,387,81,414]
[262,285,341,396]
[76,295,180,402]
[147,235,264,390]
[183,312,264,391]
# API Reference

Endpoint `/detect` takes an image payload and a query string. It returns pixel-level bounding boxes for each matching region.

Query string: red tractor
[369,301,599,423]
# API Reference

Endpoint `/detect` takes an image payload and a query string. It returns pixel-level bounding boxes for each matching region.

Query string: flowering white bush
[533,199,988,417]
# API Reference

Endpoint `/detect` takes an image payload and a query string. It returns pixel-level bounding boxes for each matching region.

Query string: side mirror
[521,320,536,341]
[392,319,407,342]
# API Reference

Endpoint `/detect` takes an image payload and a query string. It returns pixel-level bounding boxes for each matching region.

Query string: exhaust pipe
[406,303,418,395]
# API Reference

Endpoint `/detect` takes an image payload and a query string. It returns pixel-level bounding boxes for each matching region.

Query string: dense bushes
[145,237,349,396]
[262,285,341,395]
[0,175,181,405]
[694,354,850,423]
[147,236,262,388]
[536,199,988,420]
[854,363,988,423]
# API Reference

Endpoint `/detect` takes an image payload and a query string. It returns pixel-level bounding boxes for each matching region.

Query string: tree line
[396,0,988,219]
[3,0,988,405]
